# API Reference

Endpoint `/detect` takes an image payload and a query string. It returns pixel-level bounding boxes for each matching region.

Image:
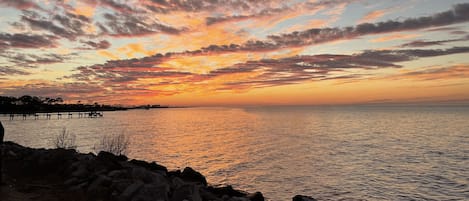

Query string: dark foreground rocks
[1,142,262,201]
[2,142,317,201]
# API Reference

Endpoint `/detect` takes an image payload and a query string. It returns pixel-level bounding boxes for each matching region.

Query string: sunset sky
[1,0,468,106]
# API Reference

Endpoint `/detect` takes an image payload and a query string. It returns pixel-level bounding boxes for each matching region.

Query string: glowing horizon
[1,0,469,106]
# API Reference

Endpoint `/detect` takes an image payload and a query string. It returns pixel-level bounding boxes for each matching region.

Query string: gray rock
[64,177,79,186]
[207,185,246,197]
[66,161,81,174]
[120,180,144,200]
[181,167,207,186]
[200,188,223,201]
[111,179,133,194]
[88,175,112,189]
[87,185,110,201]
[77,153,95,161]
[227,197,249,201]
[71,180,89,191]
[247,192,264,201]
[132,183,170,201]
[292,195,317,201]
[132,167,168,184]
[129,159,168,173]
[171,185,202,201]
[7,150,17,157]
[71,164,89,178]
[108,169,129,178]
[171,177,188,189]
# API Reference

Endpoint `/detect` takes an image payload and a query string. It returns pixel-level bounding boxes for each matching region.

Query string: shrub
[93,133,130,156]
[53,128,77,150]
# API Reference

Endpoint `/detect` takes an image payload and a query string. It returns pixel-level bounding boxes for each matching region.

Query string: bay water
[1,105,468,200]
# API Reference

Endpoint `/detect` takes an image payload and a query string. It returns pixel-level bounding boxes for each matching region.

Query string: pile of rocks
[2,141,315,201]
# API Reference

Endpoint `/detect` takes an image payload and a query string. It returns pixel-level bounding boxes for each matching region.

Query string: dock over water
[4,111,104,120]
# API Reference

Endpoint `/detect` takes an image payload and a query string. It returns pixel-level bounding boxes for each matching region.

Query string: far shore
[0,105,182,115]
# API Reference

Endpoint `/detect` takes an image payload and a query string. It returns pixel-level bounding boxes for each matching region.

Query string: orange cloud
[284,19,328,33]
[152,13,248,53]
[117,43,156,57]
[158,52,256,74]
[388,64,469,81]
[370,33,420,42]
[359,10,386,23]
[98,50,120,60]
[73,5,95,17]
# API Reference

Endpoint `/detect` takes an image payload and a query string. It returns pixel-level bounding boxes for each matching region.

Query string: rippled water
[2,106,468,200]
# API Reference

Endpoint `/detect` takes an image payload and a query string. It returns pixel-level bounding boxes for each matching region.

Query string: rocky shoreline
[1,142,316,201]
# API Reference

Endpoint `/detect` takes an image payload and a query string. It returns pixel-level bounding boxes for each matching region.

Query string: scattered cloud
[1,1,468,104]
[359,10,388,24]
[388,64,469,81]
[400,39,462,47]
[98,13,184,36]
[0,81,107,100]
[177,3,469,55]
[370,33,419,43]
[0,51,76,68]
[0,66,31,76]
[207,46,469,89]
[97,50,120,60]
[80,40,111,50]
[0,33,58,50]
[357,4,402,24]
[95,0,136,13]
[66,46,469,94]
[205,7,288,26]
[20,10,89,40]
[142,0,286,13]
[0,0,40,10]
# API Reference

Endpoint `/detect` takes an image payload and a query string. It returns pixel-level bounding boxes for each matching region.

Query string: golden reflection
[128,108,260,177]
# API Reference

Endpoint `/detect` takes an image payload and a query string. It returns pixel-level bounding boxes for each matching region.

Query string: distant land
[0,95,170,114]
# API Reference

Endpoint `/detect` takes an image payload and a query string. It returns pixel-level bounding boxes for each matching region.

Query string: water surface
[2,106,468,200]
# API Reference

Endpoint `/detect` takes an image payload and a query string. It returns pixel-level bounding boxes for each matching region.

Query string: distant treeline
[0,95,126,113]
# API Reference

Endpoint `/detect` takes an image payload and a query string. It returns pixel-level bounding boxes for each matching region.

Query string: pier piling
[5,112,104,121]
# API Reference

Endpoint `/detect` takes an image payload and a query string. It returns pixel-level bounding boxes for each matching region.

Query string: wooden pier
[5,111,104,121]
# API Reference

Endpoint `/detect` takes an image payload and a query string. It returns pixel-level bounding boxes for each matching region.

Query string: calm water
[1,106,468,201]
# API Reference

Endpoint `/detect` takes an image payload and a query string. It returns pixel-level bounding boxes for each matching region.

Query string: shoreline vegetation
[1,141,316,201]
[0,95,172,114]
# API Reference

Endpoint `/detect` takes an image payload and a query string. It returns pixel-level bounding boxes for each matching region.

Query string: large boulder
[247,192,264,201]
[71,163,91,178]
[110,179,133,195]
[168,170,181,178]
[129,159,168,173]
[132,183,170,201]
[180,167,207,186]
[207,185,246,197]
[131,167,168,184]
[87,175,112,200]
[96,151,124,171]
[171,185,202,201]
[292,195,317,201]
[119,180,144,201]
[108,169,130,179]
